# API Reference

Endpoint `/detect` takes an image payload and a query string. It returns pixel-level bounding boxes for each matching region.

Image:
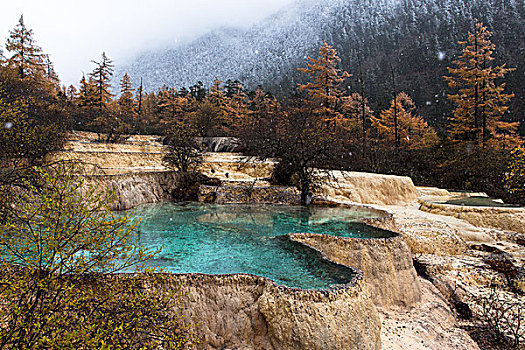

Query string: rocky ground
[59,133,525,349]
[374,202,525,350]
[379,279,479,350]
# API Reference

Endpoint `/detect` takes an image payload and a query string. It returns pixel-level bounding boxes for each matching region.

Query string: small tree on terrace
[239,99,344,205]
[163,122,202,174]
[298,41,350,126]
[163,122,205,201]
[504,145,525,204]
[445,21,518,149]
[0,162,196,348]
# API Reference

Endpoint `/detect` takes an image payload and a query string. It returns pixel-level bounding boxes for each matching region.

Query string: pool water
[127,202,391,290]
[444,196,521,208]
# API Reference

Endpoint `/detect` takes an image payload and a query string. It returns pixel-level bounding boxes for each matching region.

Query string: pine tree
[298,41,350,125]
[156,87,190,125]
[77,75,97,107]
[118,73,136,130]
[42,54,59,86]
[208,78,226,108]
[374,92,438,150]
[445,21,517,149]
[249,87,280,119]
[89,52,114,107]
[65,85,77,101]
[342,92,374,153]
[223,82,248,132]
[5,15,45,79]
[136,78,143,117]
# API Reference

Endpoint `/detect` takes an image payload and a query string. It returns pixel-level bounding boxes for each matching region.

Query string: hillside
[119,0,525,129]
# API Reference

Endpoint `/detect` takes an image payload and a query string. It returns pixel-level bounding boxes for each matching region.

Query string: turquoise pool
[127,202,391,290]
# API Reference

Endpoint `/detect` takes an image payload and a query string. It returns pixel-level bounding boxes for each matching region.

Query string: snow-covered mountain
[119,0,401,91]
[119,0,525,126]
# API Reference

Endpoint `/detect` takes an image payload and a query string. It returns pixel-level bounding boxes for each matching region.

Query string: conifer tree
[342,92,374,153]
[189,80,230,137]
[445,21,517,148]
[42,54,59,86]
[189,81,206,102]
[65,85,77,101]
[118,73,137,130]
[88,53,121,141]
[249,86,280,118]
[298,41,350,125]
[136,78,143,117]
[223,81,248,132]
[5,15,45,79]
[208,78,226,108]
[374,92,438,150]
[77,75,97,107]
[157,87,190,125]
[206,79,228,132]
[89,52,114,107]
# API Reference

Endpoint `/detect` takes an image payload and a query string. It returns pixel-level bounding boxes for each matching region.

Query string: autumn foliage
[445,21,518,149]
[298,41,350,126]
[373,92,438,149]
[0,14,522,203]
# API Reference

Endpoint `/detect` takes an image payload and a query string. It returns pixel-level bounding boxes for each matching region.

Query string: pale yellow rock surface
[159,274,381,350]
[419,200,525,234]
[199,154,275,183]
[80,172,178,210]
[322,171,419,206]
[290,233,421,307]
[379,279,480,350]
[416,186,451,197]
[55,133,520,349]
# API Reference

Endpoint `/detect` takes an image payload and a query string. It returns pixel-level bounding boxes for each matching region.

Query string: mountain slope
[120,0,525,128]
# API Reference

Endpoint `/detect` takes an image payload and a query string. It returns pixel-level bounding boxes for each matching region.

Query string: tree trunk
[299,170,310,206]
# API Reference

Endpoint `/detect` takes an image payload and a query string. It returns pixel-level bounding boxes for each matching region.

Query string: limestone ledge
[198,185,300,204]
[416,186,451,197]
[322,171,418,206]
[419,200,525,234]
[289,233,422,308]
[80,171,179,211]
[154,273,381,350]
[53,151,166,173]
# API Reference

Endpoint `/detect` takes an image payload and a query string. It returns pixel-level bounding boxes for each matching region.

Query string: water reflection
[125,203,391,290]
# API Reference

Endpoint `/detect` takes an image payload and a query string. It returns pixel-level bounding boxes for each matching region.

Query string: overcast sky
[0,0,295,85]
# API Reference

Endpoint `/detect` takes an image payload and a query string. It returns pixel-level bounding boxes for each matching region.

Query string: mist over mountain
[119,0,525,129]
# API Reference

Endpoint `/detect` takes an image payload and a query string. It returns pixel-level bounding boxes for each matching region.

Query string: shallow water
[126,202,391,290]
[444,196,521,208]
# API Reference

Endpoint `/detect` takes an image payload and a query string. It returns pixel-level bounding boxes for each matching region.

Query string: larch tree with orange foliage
[374,92,438,150]
[445,21,518,149]
[77,75,97,108]
[193,78,227,136]
[156,87,191,126]
[342,92,374,154]
[5,15,45,79]
[223,81,248,132]
[298,41,350,126]
[249,87,280,120]
[118,73,137,131]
